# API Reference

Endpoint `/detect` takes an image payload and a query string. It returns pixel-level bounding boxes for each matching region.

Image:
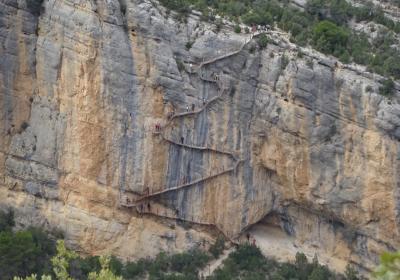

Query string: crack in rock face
[0,0,399,274]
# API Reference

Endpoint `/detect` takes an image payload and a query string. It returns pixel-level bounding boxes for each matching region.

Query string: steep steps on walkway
[161,136,237,159]
[135,159,243,202]
[118,29,266,237]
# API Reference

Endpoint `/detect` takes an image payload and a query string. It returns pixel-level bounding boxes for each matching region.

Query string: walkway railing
[188,31,266,74]
[133,159,243,203]
[119,28,258,241]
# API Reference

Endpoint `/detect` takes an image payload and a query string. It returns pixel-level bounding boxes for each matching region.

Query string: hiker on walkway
[181,136,184,144]
[213,73,218,81]
[148,202,151,211]
[192,103,195,111]
[246,232,250,242]
[186,105,189,112]
[189,63,193,72]
[203,97,206,105]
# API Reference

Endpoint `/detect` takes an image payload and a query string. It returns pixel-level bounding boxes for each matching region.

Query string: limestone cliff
[1,0,399,273]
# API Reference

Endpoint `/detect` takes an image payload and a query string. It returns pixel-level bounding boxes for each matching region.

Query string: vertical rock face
[1,0,399,272]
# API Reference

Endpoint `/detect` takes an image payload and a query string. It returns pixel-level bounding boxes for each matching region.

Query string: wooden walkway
[120,35,247,204]
[188,31,265,74]
[162,137,238,159]
[118,29,269,240]
[133,159,243,203]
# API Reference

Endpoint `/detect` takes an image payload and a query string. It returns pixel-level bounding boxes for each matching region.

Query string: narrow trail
[199,247,235,278]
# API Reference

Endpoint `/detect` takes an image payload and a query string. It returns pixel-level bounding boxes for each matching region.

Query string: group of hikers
[186,104,196,112]
[124,197,151,210]
[185,96,209,112]
[155,95,209,133]
[246,232,257,246]
[138,202,151,213]
[200,71,220,82]
[137,201,179,216]
[154,123,162,132]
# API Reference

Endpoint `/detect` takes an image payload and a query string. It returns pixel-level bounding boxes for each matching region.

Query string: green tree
[88,256,123,280]
[374,251,400,280]
[312,20,349,54]
[51,240,77,280]
[0,209,14,232]
[345,265,360,280]
[4,228,54,279]
[308,265,331,280]
[209,236,225,258]
[13,274,52,280]
[257,34,269,49]
[69,256,101,279]
[122,259,148,279]
[234,25,241,33]
[379,79,395,97]
[0,230,45,279]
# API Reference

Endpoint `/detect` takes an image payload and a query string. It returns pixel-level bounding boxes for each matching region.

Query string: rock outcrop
[1,0,399,273]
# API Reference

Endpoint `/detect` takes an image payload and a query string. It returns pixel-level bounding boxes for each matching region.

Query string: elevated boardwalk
[133,159,243,203]
[162,136,238,160]
[118,28,266,238]
[187,31,265,74]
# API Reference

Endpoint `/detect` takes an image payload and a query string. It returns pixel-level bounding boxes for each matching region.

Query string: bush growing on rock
[312,21,349,55]
[185,41,194,50]
[234,25,241,33]
[209,236,225,258]
[257,34,269,49]
[379,79,395,97]
[281,54,290,70]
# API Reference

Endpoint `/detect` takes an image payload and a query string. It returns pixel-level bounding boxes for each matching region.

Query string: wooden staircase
[120,73,242,206]
[134,159,243,203]
[118,29,272,242]
[119,32,252,204]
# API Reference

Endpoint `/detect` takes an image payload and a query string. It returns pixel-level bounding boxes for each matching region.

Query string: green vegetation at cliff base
[2,209,399,280]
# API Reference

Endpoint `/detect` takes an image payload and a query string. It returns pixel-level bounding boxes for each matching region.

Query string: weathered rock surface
[1,0,399,273]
